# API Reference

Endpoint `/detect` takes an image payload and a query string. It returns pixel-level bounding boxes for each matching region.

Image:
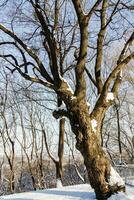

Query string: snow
[119,69,123,79]
[126,180,134,186]
[0,184,134,200]
[60,77,74,95]
[66,87,74,94]
[91,119,97,133]
[106,92,114,102]
[119,154,122,165]
[109,166,124,187]
[108,191,131,200]
[71,96,77,101]
[108,186,134,200]
[56,102,66,110]
[0,184,95,200]
[56,179,63,188]
[87,102,90,109]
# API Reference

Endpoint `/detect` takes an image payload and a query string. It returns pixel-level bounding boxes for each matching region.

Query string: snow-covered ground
[0,184,134,200]
[126,180,134,187]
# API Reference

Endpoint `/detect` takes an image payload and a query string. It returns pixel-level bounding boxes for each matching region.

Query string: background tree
[0,74,16,193]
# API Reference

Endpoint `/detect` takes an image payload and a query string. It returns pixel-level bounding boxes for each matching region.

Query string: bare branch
[105,0,120,27]
[29,0,61,83]
[85,67,97,87]
[0,24,53,83]
[0,54,54,89]
[121,2,134,10]
[87,0,103,20]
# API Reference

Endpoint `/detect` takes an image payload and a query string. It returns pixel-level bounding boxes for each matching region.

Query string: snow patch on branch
[66,86,74,94]
[87,101,90,108]
[91,119,97,133]
[71,96,77,101]
[55,102,66,112]
[120,69,123,79]
[60,76,74,95]
[118,69,123,80]
[109,166,124,187]
[59,102,66,110]
[106,92,114,102]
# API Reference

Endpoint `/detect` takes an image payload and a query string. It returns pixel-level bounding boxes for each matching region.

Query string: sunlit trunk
[68,101,125,200]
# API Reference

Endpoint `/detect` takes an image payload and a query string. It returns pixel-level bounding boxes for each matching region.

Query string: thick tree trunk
[67,100,125,200]
[77,135,125,199]
[56,80,125,199]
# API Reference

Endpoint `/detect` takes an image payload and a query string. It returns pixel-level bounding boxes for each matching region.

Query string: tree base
[95,184,125,200]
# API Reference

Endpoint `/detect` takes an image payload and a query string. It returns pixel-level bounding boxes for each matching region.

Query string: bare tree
[0,75,15,193]
[16,106,37,191]
[0,0,134,199]
[0,158,4,194]
[40,117,65,187]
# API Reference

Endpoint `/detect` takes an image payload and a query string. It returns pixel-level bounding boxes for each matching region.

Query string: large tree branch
[110,32,134,96]
[54,0,60,31]
[72,0,88,100]
[71,0,85,22]
[106,52,134,90]
[91,29,134,119]
[118,32,134,63]
[91,49,134,121]
[95,0,107,94]
[106,53,133,95]
[30,0,61,83]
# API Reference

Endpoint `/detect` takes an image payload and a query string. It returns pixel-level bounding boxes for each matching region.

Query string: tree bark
[57,117,65,185]
[68,103,125,199]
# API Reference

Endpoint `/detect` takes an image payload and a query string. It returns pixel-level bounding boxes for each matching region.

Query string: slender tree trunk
[9,171,14,193]
[56,117,65,187]
[115,103,122,164]
[42,113,65,188]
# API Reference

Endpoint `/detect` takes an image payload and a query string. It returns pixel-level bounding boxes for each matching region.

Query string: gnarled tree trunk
[54,80,125,199]
[68,100,125,199]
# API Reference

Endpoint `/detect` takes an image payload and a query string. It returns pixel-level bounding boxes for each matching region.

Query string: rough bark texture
[67,100,124,199]
[56,80,125,199]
